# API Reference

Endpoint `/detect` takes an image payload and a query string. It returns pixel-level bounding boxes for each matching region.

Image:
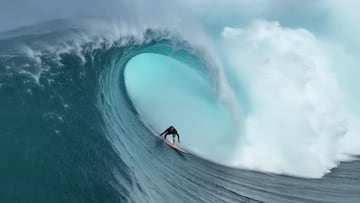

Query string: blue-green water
[1,1,360,202]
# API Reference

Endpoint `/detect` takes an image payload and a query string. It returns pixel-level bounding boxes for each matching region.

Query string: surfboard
[158,136,187,153]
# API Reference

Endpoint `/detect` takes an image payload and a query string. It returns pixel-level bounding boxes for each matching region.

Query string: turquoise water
[1,1,360,202]
[125,53,234,161]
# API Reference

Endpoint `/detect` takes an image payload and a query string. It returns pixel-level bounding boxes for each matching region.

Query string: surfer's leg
[172,134,175,144]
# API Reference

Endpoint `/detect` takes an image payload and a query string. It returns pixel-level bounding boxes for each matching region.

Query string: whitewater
[0,0,359,202]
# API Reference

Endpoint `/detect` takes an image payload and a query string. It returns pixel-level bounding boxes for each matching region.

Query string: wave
[1,16,360,176]
[0,14,359,202]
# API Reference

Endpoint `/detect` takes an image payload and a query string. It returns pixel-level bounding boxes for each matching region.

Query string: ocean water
[0,1,359,202]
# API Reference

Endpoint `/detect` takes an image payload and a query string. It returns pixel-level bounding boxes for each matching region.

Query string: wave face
[1,1,360,202]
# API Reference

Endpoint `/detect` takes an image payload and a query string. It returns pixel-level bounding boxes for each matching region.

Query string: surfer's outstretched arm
[159,128,169,136]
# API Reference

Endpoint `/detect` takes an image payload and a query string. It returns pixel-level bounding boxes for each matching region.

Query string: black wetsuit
[159,126,180,144]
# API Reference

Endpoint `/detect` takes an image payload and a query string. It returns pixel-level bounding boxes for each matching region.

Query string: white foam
[220,20,359,178]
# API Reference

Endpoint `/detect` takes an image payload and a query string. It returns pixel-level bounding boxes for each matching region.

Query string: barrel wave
[0,9,360,203]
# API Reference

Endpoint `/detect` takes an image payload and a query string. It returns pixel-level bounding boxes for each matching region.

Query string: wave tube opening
[124,53,237,164]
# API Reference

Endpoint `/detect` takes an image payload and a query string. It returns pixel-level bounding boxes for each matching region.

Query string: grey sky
[0,0,134,32]
[1,0,359,43]
[0,0,196,32]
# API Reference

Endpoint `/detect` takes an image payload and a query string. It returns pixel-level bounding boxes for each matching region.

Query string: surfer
[159,125,180,144]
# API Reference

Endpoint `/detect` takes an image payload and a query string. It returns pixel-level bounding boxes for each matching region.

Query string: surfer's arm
[159,128,169,136]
